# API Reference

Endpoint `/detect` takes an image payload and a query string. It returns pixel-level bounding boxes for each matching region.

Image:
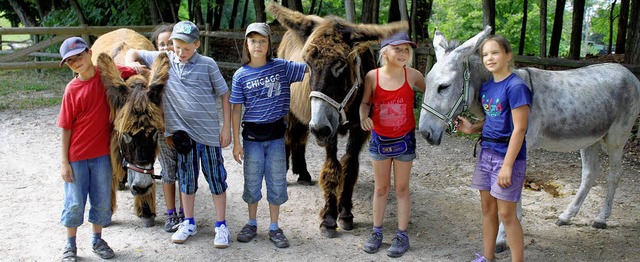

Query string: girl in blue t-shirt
[456,35,531,262]
[229,22,307,249]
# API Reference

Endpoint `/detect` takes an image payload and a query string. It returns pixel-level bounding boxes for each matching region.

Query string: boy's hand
[233,143,244,164]
[220,128,231,148]
[61,163,73,183]
[126,61,148,74]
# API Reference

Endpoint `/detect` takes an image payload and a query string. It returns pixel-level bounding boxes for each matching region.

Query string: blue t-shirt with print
[230,58,306,123]
[480,73,532,160]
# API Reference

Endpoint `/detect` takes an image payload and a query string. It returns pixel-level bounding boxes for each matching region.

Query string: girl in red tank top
[358,32,426,257]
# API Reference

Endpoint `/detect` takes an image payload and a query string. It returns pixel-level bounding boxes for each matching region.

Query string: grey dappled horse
[419,26,640,252]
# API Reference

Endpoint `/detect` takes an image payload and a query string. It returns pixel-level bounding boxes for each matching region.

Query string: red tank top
[371,68,416,137]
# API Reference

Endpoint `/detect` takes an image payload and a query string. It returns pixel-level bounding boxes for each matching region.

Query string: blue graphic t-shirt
[480,73,532,160]
[230,58,306,123]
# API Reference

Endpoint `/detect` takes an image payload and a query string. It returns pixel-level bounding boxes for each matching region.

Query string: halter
[421,60,472,133]
[121,158,161,180]
[309,54,362,125]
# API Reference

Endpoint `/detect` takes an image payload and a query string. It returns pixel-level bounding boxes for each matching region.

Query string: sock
[179,208,184,214]
[372,226,383,234]
[269,223,279,231]
[397,229,408,239]
[66,236,77,249]
[92,232,102,245]
[185,217,195,225]
[167,208,176,215]
[247,219,257,227]
[215,220,226,227]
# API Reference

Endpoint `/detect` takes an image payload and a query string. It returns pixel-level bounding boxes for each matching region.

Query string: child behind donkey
[125,21,233,247]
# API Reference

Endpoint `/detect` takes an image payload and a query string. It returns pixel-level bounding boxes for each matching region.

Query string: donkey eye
[331,61,346,77]
[122,133,133,143]
[437,84,450,94]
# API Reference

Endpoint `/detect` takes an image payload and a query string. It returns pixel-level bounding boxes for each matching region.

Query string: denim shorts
[158,135,178,184]
[61,155,113,228]
[471,148,526,202]
[242,138,288,205]
[368,130,416,162]
[177,143,228,195]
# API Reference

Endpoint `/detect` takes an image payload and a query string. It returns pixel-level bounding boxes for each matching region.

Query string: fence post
[204,23,210,56]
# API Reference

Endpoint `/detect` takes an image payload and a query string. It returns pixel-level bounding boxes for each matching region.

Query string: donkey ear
[348,21,409,45]
[433,30,448,61]
[455,26,493,57]
[267,1,320,39]
[147,52,169,106]
[97,52,129,110]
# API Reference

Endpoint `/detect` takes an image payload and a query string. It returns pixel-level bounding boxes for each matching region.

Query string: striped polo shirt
[229,58,306,123]
[138,51,229,147]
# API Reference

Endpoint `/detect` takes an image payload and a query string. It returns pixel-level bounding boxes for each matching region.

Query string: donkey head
[97,52,169,195]
[268,2,408,145]
[418,26,492,145]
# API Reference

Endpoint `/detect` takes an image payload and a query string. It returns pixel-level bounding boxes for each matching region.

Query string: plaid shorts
[177,143,228,195]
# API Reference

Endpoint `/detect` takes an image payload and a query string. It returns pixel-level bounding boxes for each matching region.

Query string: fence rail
[1,26,639,76]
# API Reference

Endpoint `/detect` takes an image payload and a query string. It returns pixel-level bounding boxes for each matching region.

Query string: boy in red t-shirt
[58,37,135,261]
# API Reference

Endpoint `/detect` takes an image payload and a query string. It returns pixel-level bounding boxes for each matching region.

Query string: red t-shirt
[371,68,416,138]
[57,66,136,162]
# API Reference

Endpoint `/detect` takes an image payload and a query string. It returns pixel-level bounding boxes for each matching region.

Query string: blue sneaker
[472,253,496,262]
[363,231,383,253]
[386,234,409,257]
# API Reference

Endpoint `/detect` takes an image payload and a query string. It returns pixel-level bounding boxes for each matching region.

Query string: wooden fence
[1,26,640,76]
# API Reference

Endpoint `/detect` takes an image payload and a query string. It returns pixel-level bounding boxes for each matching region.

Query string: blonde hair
[378,44,414,67]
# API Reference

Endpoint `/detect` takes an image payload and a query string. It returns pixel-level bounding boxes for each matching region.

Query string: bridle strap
[309,54,362,125]
[121,158,161,180]
[421,59,472,133]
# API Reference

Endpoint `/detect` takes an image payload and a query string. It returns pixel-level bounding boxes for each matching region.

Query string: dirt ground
[2,106,640,261]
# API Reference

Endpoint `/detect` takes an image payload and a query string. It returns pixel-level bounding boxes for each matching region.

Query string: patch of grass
[0,15,30,43]
[0,69,69,111]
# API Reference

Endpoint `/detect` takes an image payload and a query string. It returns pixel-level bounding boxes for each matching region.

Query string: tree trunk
[8,0,38,27]
[254,0,266,22]
[345,0,356,22]
[212,0,225,30]
[241,0,250,28]
[540,0,547,58]
[625,0,640,64]
[373,0,379,23]
[415,0,433,40]
[68,0,87,25]
[317,0,324,16]
[399,0,408,22]
[388,0,401,23]
[288,0,303,12]
[194,0,204,25]
[549,0,565,57]
[609,1,617,54]
[568,0,585,60]
[616,0,630,54]
[33,0,48,22]
[362,0,375,24]
[229,0,241,29]
[281,0,289,8]
[169,0,180,22]
[309,0,316,14]
[518,0,528,55]
[482,0,496,34]
[147,0,160,24]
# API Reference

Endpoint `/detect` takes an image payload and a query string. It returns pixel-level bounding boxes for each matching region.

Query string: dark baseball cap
[381,32,417,48]
[59,37,89,67]
[170,21,200,44]
[245,23,271,37]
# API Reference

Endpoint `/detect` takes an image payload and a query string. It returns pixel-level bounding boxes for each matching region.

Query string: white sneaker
[171,220,197,244]
[214,224,231,248]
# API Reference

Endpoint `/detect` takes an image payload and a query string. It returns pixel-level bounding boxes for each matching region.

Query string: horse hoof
[495,242,508,253]
[338,216,354,231]
[320,221,338,238]
[592,221,607,229]
[297,179,315,186]
[555,219,569,226]
[141,217,155,227]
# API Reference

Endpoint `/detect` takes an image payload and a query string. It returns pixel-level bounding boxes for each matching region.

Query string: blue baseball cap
[59,37,89,67]
[170,21,200,44]
[381,32,417,48]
